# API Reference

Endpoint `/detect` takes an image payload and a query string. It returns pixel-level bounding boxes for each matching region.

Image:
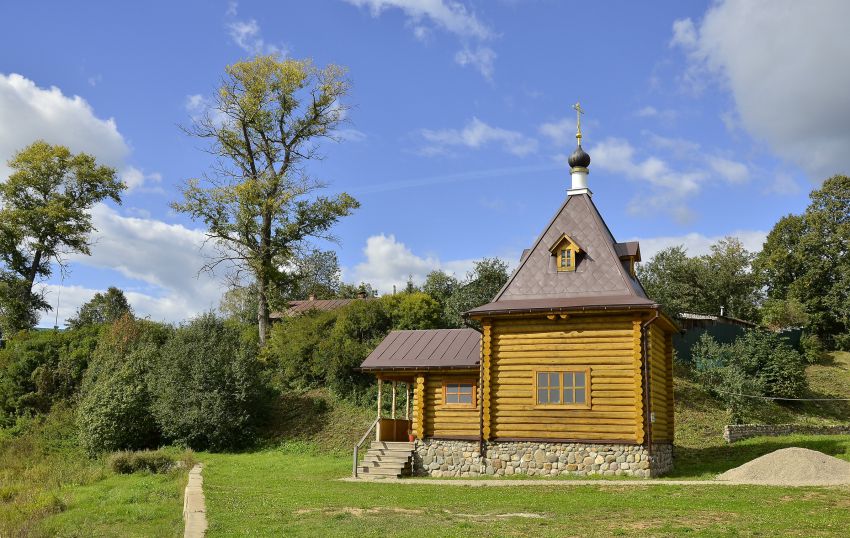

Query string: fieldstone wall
[413,439,673,478]
[724,424,850,443]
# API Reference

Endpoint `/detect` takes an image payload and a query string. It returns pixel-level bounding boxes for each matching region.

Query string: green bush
[108,450,175,474]
[800,333,827,364]
[691,329,807,412]
[76,317,170,456]
[0,326,100,425]
[150,314,265,451]
[265,309,338,390]
[834,333,850,352]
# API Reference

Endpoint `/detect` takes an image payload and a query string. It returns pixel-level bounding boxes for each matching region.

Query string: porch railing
[352,417,381,478]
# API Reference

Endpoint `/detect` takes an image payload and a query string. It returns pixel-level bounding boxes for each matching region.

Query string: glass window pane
[575,372,585,388]
[459,394,472,404]
[564,372,574,389]
[549,372,560,387]
[575,390,586,404]
[537,389,548,404]
[446,393,458,404]
[537,372,547,386]
[548,389,560,404]
[563,389,573,404]
[460,384,473,395]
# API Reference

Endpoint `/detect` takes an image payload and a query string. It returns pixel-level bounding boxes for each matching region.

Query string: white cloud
[710,156,749,184]
[349,234,475,294]
[34,203,226,326]
[344,0,492,39]
[120,166,163,193]
[635,106,678,123]
[767,171,801,195]
[672,0,850,179]
[421,117,537,156]
[538,117,574,147]
[0,73,129,181]
[635,230,769,261]
[344,0,496,78]
[454,45,496,80]
[225,4,286,56]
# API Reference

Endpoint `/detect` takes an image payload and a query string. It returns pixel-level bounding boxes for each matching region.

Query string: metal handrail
[353,417,381,478]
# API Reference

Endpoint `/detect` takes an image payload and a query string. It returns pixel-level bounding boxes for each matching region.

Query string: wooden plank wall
[423,371,480,438]
[489,315,640,442]
[647,325,674,442]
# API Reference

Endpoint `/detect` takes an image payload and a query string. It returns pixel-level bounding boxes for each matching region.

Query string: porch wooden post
[376,378,382,441]
[391,381,397,419]
[377,378,383,418]
[405,382,410,420]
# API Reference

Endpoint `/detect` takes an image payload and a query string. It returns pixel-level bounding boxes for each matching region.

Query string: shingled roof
[467,193,655,316]
[360,329,481,370]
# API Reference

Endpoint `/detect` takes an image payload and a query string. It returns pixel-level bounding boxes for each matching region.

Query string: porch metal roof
[360,329,481,371]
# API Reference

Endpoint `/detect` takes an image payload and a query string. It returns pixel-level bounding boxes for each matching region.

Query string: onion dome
[568,145,591,169]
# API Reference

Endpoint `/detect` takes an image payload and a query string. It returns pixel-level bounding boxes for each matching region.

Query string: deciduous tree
[173,56,359,345]
[0,140,123,334]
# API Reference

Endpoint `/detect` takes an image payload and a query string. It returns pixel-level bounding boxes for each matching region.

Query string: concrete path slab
[184,464,207,538]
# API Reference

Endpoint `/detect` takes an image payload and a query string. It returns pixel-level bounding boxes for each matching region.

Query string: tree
[755,175,850,341]
[337,282,376,299]
[285,249,342,301]
[637,238,761,321]
[636,246,702,317]
[67,287,133,329]
[172,56,360,345]
[0,141,123,334]
[423,270,459,327]
[444,258,510,327]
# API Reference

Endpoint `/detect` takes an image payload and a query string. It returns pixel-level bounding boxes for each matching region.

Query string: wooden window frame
[532,367,591,410]
[441,379,477,409]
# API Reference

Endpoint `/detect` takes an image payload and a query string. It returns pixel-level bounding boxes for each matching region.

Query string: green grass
[0,407,189,537]
[201,447,850,537]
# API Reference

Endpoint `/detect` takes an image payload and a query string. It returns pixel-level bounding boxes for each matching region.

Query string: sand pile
[716,447,850,486]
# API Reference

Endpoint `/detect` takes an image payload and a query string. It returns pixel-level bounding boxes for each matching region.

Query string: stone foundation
[413,439,673,478]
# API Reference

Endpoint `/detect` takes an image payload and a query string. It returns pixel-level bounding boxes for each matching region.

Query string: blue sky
[1,0,848,326]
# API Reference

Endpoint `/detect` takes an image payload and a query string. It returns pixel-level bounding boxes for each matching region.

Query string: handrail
[353,417,381,478]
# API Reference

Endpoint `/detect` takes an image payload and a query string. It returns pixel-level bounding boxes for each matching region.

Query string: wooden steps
[356,441,414,479]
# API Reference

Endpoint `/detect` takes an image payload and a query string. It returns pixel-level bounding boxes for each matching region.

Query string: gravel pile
[716,447,850,486]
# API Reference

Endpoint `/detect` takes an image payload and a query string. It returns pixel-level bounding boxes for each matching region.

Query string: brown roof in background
[468,193,650,316]
[270,297,375,318]
[360,329,481,370]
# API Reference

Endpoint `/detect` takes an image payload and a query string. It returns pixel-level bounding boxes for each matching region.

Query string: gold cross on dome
[572,101,585,145]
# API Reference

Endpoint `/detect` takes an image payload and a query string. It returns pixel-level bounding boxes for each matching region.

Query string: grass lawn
[0,407,188,537]
[201,446,850,537]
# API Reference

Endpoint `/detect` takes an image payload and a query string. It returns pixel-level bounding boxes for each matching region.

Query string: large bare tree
[173,55,359,344]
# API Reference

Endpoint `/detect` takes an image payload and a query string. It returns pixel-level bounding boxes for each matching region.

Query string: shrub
[0,326,100,424]
[834,333,850,352]
[800,333,827,364]
[265,309,338,390]
[150,314,265,451]
[108,450,175,474]
[732,329,807,398]
[76,317,170,455]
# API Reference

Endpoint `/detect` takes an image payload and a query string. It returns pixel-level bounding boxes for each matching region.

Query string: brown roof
[360,329,481,370]
[270,297,374,318]
[614,241,641,262]
[466,295,656,316]
[468,193,652,316]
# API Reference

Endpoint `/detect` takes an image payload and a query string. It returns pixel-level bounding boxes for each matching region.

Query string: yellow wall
[647,325,675,442]
[417,371,480,438]
[485,315,641,442]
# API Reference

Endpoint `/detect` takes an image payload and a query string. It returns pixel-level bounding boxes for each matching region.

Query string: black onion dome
[568,145,591,169]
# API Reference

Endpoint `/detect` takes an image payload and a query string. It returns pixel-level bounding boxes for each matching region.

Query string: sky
[1,0,848,327]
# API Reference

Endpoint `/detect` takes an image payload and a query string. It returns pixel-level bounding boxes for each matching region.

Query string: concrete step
[357,466,404,477]
[361,460,411,469]
[370,441,414,450]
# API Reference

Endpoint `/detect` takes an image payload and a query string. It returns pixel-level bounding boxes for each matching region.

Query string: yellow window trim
[440,379,477,409]
[548,234,582,273]
[532,367,592,410]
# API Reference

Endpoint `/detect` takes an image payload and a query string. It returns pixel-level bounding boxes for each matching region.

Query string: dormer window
[549,234,583,273]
